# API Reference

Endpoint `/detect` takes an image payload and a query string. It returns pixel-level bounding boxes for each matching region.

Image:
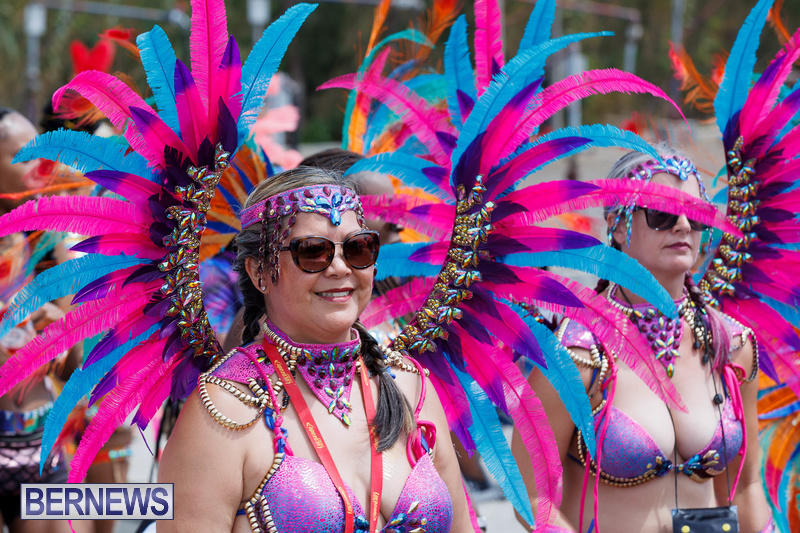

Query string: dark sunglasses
[633,207,709,232]
[280,230,380,273]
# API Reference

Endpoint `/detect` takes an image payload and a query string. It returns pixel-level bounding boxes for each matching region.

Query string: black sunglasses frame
[280,230,380,273]
[633,207,709,232]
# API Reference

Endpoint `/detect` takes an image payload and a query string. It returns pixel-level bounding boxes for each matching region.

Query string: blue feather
[373,243,441,280]
[12,130,151,177]
[502,245,676,318]
[0,254,150,341]
[25,232,66,276]
[137,25,180,134]
[518,0,556,53]
[453,367,534,525]
[451,31,612,171]
[345,153,453,201]
[714,0,774,137]
[238,3,317,144]
[39,325,160,473]
[443,16,476,128]
[512,304,596,457]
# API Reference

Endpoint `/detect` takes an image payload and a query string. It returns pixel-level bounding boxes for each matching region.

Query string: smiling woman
[158,166,472,532]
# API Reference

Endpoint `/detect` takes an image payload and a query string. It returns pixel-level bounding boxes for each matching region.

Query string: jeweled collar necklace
[262,319,361,425]
[605,282,690,378]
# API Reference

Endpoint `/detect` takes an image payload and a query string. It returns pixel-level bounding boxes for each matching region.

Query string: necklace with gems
[261,319,361,426]
[605,282,691,378]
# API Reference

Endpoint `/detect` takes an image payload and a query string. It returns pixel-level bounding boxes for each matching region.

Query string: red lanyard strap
[261,340,383,533]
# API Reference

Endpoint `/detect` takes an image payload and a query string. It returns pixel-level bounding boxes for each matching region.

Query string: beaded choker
[606,283,690,378]
[262,319,361,425]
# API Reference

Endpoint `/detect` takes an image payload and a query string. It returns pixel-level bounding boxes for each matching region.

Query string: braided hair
[233,166,414,450]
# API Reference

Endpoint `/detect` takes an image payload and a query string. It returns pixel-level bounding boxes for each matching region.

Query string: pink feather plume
[189,0,229,112]
[474,0,505,95]
[361,277,437,328]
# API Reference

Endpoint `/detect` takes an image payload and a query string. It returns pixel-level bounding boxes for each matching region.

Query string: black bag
[672,505,739,533]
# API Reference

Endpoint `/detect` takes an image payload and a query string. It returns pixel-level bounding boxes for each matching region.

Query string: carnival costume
[0,1,745,533]
[319,0,742,529]
[669,1,800,530]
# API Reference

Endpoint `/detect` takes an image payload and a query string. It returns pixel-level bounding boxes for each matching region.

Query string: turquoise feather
[373,242,441,280]
[714,0,773,135]
[513,304,596,457]
[0,254,150,341]
[137,25,180,134]
[443,15,476,127]
[39,325,159,473]
[518,0,555,52]
[238,3,318,143]
[453,367,535,525]
[502,245,676,318]
[12,130,150,177]
[345,152,453,201]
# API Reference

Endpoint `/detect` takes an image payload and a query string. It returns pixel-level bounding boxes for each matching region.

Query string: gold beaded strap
[382,345,430,376]
[241,452,285,533]
[198,348,272,430]
[556,319,611,395]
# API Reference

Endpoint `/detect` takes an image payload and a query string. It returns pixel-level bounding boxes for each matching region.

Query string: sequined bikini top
[206,343,453,533]
[559,318,745,487]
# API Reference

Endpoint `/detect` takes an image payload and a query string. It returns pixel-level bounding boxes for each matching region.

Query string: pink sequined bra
[560,319,745,486]
[209,344,453,533]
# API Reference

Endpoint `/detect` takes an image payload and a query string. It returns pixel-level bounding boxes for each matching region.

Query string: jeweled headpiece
[609,155,711,246]
[239,184,365,286]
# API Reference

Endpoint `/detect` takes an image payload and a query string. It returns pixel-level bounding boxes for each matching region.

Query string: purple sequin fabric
[212,344,453,532]
[264,454,452,533]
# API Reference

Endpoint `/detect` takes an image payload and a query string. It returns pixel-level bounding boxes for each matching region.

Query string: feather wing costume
[0,0,316,483]
[321,0,741,528]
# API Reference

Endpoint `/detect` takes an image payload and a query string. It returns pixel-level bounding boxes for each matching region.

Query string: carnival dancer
[320,0,744,529]
[159,166,472,531]
[512,145,773,533]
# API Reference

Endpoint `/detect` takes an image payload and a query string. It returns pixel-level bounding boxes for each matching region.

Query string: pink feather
[348,48,392,153]
[211,36,243,128]
[428,371,476,451]
[510,69,685,149]
[98,337,169,395]
[189,0,228,112]
[0,288,157,397]
[361,277,437,329]
[361,194,452,240]
[72,266,147,304]
[0,196,150,238]
[319,74,455,167]
[474,0,504,95]
[739,27,800,141]
[585,179,743,238]
[69,347,172,483]
[133,356,184,428]
[547,275,686,412]
[129,107,193,167]
[492,226,600,252]
[175,61,211,155]
[52,71,154,132]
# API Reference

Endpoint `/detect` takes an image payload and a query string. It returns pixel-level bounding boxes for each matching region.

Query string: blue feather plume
[238,3,317,143]
[443,16,476,128]
[345,153,453,201]
[39,326,160,473]
[518,0,555,53]
[12,130,150,177]
[137,25,180,134]
[714,0,774,137]
[373,242,441,280]
[513,304,596,456]
[501,245,676,317]
[453,367,535,525]
[451,31,612,171]
[0,254,150,340]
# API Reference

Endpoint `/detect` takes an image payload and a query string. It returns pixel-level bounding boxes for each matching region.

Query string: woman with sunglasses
[158,166,472,532]
[512,146,773,533]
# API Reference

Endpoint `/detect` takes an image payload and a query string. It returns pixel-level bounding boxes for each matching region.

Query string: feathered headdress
[0,0,316,483]
[322,0,741,528]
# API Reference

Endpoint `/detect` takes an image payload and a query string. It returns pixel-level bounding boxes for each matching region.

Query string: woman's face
[262,210,374,344]
[609,171,705,281]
